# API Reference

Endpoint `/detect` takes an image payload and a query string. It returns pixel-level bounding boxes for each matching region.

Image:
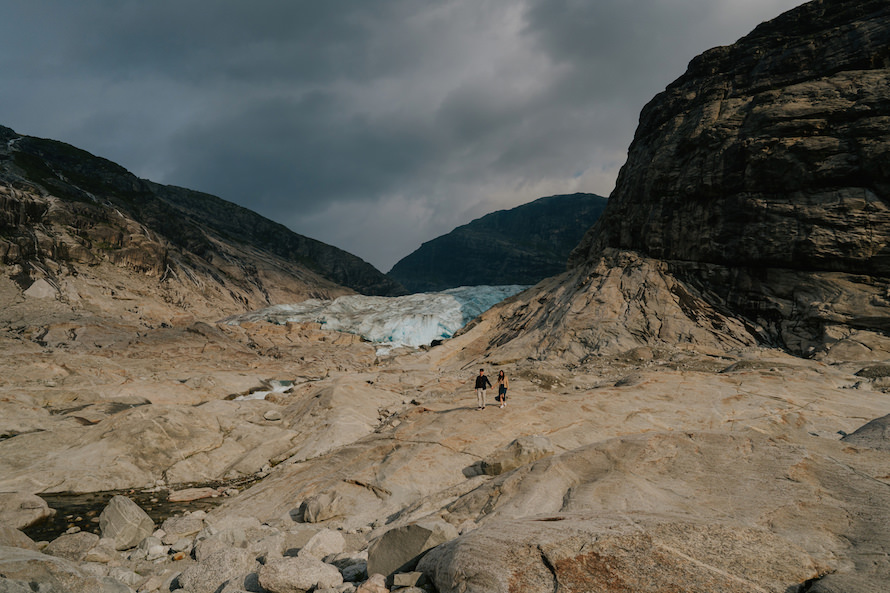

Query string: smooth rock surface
[438,428,890,590]
[354,573,388,593]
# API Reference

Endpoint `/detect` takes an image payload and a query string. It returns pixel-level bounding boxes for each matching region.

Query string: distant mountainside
[0,125,404,325]
[387,193,607,292]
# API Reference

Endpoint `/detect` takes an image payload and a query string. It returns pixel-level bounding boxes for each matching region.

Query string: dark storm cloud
[41,1,409,83]
[0,0,804,271]
[167,90,436,213]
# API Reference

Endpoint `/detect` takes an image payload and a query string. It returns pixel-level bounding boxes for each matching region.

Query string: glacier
[223,285,528,350]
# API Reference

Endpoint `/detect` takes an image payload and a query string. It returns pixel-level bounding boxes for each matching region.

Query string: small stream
[21,479,256,542]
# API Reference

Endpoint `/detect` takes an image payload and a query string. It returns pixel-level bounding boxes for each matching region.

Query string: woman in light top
[496,370,509,408]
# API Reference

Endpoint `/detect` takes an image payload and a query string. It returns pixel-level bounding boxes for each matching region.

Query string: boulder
[168,487,217,502]
[0,492,55,530]
[282,526,320,556]
[325,550,368,582]
[138,569,181,593]
[258,555,344,593]
[0,545,134,593]
[480,435,555,476]
[218,571,263,593]
[367,519,459,578]
[136,535,168,561]
[391,571,426,588]
[160,512,206,544]
[0,526,37,551]
[177,546,255,593]
[354,573,388,593]
[170,537,194,553]
[43,531,100,561]
[341,562,368,584]
[250,531,286,561]
[841,414,890,452]
[0,578,33,593]
[195,533,247,561]
[82,538,121,564]
[209,514,263,534]
[107,566,142,589]
[298,528,346,559]
[98,495,155,550]
[300,491,348,523]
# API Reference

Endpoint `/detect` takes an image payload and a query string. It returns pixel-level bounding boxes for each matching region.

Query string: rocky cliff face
[387,193,607,293]
[464,0,890,362]
[0,126,403,326]
[565,0,890,355]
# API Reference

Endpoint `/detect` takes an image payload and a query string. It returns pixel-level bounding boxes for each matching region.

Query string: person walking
[496,370,509,408]
[474,368,492,410]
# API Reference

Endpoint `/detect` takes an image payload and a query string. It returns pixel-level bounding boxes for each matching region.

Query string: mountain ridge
[387,192,607,292]
[1,124,404,298]
[0,124,404,326]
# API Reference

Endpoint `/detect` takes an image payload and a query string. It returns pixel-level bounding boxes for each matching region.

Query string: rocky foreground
[2,294,890,592]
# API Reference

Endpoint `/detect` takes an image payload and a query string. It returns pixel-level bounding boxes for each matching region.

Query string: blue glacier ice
[223,285,528,349]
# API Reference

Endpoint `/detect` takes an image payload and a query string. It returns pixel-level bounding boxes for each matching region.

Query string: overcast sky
[0,0,803,272]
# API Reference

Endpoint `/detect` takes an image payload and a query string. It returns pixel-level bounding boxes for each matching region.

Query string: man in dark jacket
[474,369,492,410]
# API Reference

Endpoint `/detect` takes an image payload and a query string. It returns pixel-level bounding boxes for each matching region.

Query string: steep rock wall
[564,0,890,354]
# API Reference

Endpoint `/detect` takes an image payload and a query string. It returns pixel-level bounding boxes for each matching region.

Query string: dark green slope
[388,193,607,293]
